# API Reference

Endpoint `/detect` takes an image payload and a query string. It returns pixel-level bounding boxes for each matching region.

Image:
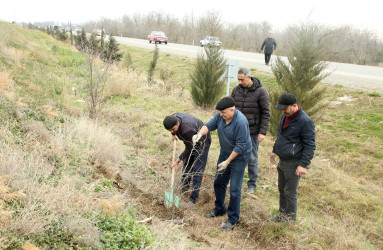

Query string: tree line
[81,11,383,67]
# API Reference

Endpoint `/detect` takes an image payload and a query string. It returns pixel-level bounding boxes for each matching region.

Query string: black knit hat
[216,96,235,111]
[275,93,297,110]
[163,115,178,129]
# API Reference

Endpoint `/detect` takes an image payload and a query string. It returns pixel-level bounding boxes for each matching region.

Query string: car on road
[93,29,105,37]
[200,36,222,47]
[74,26,82,35]
[148,31,168,44]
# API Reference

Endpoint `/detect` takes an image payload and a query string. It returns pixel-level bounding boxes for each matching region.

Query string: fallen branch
[138,217,153,224]
[244,192,260,200]
[241,232,251,250]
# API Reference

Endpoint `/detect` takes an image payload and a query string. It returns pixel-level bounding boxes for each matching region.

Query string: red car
[148,31,168,44]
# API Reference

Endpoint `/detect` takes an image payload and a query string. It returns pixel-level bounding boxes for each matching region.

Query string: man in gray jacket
[231,68,270,194]
[260,32,277,66]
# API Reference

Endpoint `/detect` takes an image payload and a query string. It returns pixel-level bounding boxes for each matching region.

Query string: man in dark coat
[163,113,211,204]
[270,93,316,222]
[260,32,277,65]
[231,68,270,194]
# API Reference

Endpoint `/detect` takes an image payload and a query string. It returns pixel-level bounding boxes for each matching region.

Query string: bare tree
[75,33,122,118]
[197,11,223,38]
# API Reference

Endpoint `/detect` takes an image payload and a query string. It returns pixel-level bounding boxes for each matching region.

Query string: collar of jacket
[239,77,262,91]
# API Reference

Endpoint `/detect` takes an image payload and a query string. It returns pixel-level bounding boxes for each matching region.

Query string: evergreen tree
[269,22,330,136]
[100,27,105,49]
[100,36,122,63]
[148,44,159,84]
[74,29,88,53]
[88,34,100,56]
[190,46,226,109]
[70,23,73,45]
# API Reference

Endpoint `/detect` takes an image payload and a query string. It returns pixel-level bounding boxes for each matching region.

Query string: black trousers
[277,159,301,220]
[264,53,272,65]
[182,146,210,203]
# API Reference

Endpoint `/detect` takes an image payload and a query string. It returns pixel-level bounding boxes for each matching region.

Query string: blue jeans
[182,145,210,203]
[213,152,251,224]
[247,134,259,189]
[277,159,301,220]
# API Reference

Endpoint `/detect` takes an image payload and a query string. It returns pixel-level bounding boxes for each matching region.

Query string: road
[114,37,383,93]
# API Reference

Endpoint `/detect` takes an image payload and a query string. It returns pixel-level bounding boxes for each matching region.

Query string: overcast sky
[2,0,382,37]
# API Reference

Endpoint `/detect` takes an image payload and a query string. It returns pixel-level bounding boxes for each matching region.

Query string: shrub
[97,213,153,249]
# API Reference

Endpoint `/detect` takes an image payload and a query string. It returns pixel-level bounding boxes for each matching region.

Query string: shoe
[269,214,295,223]
[246,187,255,194]
[269,215,282,222]
[221,222,234,231]
[205,210,225,218]
[188,200,196,205]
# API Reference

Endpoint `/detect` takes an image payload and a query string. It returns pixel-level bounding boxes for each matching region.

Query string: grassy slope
[0,21,382,249]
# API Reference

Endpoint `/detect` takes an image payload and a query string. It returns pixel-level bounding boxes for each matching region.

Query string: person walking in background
[231,68,270,194]
[163,113,211,205]
[260,32,277,65]
[193,97,252,231]
[269,93,316,222]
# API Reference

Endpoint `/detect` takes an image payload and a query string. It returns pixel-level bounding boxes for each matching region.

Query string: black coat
[261,38,277,54]
[231,77,270,135]
[173,113,211,162]
[272,109,316,168]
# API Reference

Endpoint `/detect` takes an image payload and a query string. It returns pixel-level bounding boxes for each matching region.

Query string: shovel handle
[170,140,176,187]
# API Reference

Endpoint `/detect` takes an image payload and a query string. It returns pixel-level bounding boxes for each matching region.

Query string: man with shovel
[163,113,211,204]
[193,97,252,231]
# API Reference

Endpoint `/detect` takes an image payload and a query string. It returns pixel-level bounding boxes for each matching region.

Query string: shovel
[164,140,180,208]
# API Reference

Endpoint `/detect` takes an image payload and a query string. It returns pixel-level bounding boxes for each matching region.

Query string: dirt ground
[114,162,281,250]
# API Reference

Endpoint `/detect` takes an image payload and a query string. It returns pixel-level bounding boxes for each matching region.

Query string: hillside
[0,21,382,249]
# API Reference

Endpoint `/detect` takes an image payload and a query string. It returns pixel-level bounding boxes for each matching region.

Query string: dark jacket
[272,109,316,168]
[231,77,270,135]
[173,113,211,162]
[261,38,277,54]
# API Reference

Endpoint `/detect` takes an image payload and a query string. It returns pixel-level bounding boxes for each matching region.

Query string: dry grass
[103,65,135,99]
[70,118,126,169]
[0,113,128,246]
[97,194,127,215]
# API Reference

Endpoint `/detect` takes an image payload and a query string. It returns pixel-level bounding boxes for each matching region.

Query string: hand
[192,133,202,145]
[296,166,307,176]
[171,159,180,169]
[258,134,266,142]
[270,153,277,164]
[217,160,229,172]
[172,135,178,141]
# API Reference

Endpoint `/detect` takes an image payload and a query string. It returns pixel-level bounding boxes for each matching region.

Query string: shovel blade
[164,187,179,208]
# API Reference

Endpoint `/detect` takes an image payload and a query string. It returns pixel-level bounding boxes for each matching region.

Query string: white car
[200,36,222,47]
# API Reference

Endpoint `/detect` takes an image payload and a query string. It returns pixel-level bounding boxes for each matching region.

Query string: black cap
[216,97,235,111]
[163,115,178,129]
[275,93,297,110]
